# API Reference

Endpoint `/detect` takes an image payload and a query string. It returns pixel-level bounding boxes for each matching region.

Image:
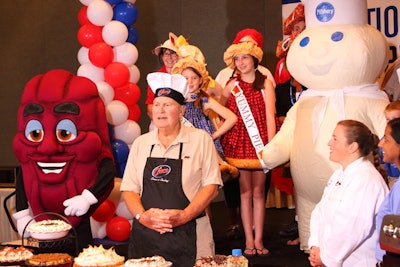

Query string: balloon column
[76,0,140,242]
[90,176,134,241]
[77,0,141,178]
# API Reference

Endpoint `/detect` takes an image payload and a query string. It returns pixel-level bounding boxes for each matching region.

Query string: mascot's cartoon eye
[25,120,44,142]
[299,36,310,47]
[331,31,344,42]
[56,119,77,142]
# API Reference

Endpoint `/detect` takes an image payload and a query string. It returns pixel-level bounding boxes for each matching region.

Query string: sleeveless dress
[184,97,225,158]
[220,75,268,169]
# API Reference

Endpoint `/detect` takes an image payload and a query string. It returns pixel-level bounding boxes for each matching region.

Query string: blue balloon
[127,26,139,45]
[116,161,127,178]
[113,2,138,26]
[106,0,122,4]
[111,139,129,164]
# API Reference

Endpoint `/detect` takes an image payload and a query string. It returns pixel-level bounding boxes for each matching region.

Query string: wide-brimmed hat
[152,39,177,56]
[172,57,210,90]
[152,33,180,56]
[223,42,263,69]
[147,72,188,105]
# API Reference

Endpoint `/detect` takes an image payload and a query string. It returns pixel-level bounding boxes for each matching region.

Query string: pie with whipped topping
[26,253,73,266]
[28,220,72,233]
[73,245,124,267]
[27,219,72,240]
[124,256,172,267]
[0,246,33,263]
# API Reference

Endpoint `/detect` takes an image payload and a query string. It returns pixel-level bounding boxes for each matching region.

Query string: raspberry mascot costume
[13,69,116,252]
[262,0,389,251]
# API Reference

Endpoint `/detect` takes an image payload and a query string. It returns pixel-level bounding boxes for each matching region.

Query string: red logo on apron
[152,165,171,178]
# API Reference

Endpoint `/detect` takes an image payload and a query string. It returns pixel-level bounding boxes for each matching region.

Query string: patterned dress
[220,75,268,169]
[184,96,225,158]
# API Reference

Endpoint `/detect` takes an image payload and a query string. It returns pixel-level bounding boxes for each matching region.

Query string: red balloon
[89,42,114,67]
[114,82,141,106]
[104,62,130,88]
[77,23,104,48]
[92,199,116,222]
[78,6,90,25]
[106,216,131,241]
[128,103,141,122]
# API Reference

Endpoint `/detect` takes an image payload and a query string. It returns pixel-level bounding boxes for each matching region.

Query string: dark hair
[387,117,400,144]
[234,56,264,90]
[252,56,266,90]
[337,119,378,157]
[158,48,176,65]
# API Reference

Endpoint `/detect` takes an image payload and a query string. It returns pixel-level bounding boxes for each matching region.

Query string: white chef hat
[147,72,188,105]
[302,0,368,27]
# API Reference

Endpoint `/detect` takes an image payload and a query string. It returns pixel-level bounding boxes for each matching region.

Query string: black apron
[128,143,197,267]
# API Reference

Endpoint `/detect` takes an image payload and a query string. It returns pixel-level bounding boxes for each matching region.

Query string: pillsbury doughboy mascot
[262,0,389,251]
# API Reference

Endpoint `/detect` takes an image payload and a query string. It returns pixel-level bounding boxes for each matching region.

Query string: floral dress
[220,75,268,169]
[184,96,224,158]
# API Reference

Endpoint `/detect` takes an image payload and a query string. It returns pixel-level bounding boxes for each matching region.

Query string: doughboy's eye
[331,31,344,42]
[25,120,44,142]
[299,36,310,47]
[56,119,77,142]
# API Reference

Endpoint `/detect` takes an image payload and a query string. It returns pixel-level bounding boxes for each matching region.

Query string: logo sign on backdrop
[282,0,400,62]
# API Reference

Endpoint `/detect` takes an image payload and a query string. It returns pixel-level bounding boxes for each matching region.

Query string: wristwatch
[135,211,144,221]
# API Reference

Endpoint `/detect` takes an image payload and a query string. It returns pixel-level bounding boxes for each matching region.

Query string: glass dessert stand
[22,212,79,256]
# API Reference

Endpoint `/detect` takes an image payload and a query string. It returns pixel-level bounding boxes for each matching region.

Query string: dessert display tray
[21,212,78,256]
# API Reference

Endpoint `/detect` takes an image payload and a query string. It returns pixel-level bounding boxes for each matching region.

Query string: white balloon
[77,63,104,83]
[90,218,107,239]
[77,47,90,65]
[79,0,95,5]
[106,100,129,126]
[95,81,114,105]
[87,0,113,26]
[113,43,139,66]
[129,65,140,84]
[115,200,133,220]
[102,21,129,47]
[114,119,141,145]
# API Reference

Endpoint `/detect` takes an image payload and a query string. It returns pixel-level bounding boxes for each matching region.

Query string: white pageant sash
[231,82,268,173]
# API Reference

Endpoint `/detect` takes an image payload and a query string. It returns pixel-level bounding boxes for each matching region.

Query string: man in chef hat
[121,72,223,266]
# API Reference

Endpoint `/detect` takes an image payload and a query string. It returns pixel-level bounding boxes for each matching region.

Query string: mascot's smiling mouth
[37,162,67,174]
[306,60,334,76]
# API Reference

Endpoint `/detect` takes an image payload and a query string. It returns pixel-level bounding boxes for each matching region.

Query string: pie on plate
[27,220,72,240]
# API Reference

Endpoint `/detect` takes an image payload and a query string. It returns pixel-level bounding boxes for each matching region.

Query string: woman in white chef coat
[308,120,388,267]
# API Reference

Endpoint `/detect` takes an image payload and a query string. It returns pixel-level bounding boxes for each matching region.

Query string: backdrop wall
[0,0,283,167]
